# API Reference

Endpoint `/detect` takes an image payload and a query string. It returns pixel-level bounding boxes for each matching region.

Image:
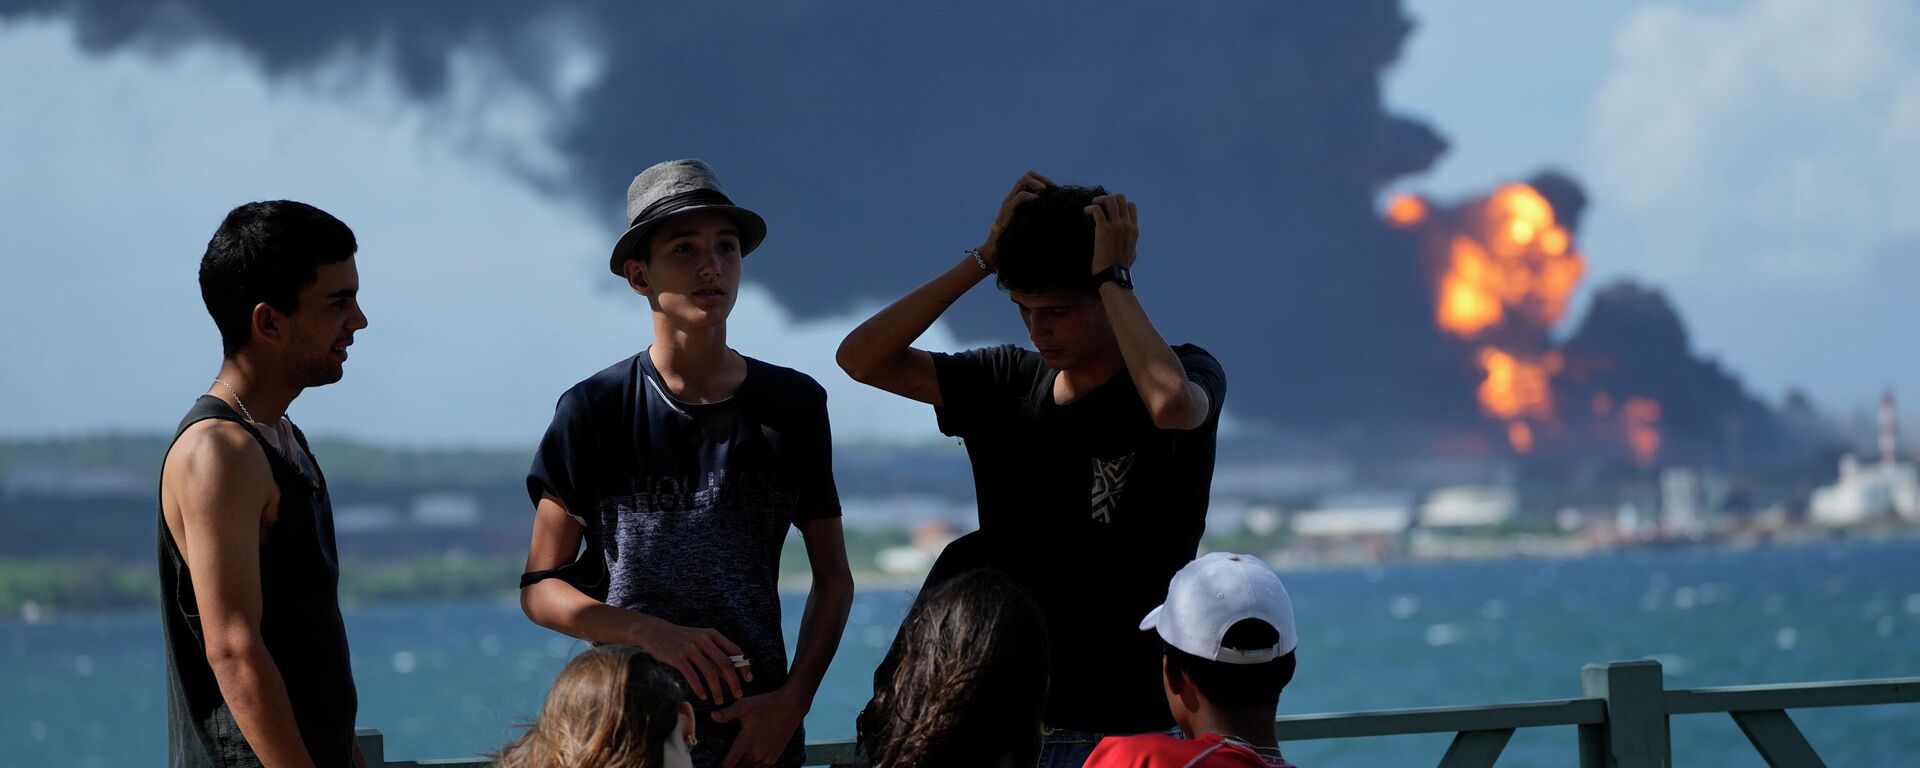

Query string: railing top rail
[1272,697,1605,741]
[804,739,859,766]
[1665,676,1920,715]
[361,670,1920,766]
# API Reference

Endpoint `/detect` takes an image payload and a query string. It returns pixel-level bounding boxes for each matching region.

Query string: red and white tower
[1880,390,1900,468]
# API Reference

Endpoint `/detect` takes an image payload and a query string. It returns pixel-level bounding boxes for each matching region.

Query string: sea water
[6,538,1919,767]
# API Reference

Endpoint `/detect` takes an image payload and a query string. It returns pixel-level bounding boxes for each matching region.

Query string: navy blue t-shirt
[527,350,839,767]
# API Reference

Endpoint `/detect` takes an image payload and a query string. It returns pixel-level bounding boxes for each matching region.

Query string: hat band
[630,188,736,228]
[1214,645,1281,664]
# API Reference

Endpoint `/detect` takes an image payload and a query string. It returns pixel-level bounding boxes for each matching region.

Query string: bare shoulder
[163,419,275,520]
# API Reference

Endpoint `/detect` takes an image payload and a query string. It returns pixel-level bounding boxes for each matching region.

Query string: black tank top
[158,396,357,768]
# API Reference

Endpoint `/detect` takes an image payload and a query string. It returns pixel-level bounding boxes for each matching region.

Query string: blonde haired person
[495,646,697,768]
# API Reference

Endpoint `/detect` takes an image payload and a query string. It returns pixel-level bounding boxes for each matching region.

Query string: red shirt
[1085,732,1297,768]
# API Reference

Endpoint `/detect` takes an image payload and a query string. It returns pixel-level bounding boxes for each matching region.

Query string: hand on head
[1086,193,1139,274]
[979,171,1055,270]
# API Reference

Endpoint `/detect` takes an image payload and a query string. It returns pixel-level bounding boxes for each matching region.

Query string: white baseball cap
[1140,552,1297,664]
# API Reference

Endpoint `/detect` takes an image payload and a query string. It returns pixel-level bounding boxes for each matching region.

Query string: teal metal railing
[355,659,1920,768]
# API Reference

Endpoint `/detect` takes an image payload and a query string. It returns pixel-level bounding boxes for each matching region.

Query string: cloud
[0,17,955,445]
[1583,0,1920,282]
[1572,0,1920,418]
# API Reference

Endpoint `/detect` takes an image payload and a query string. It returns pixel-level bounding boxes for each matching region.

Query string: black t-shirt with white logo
[929,343,1226,733]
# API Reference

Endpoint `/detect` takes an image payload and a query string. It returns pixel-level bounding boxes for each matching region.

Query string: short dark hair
[199,201,357,358]
[857,569,1050,768]
[994,184,1108,295]
[1164,619,1297,711]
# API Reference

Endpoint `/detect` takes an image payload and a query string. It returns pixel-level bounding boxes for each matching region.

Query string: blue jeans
[1034,727,1180,768]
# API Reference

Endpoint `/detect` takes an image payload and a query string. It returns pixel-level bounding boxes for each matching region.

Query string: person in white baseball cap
[1084,552,1300,767]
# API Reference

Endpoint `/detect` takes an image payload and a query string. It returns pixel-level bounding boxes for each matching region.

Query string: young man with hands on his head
[839,172,1227,766]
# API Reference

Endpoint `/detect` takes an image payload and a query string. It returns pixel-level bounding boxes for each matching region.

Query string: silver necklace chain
[212,378,256,423]
[209,378,317,489]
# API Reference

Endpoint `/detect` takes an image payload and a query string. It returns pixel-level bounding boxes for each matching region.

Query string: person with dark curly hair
[839,172,1227,766]
[856,569,1050,768]
[494,645,697,768]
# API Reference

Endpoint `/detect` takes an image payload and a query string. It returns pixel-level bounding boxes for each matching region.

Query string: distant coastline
[11,524,1916,623]
[8,432,1915,621]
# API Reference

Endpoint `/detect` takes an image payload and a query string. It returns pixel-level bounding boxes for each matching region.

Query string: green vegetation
[0,434,529,489]
[0,557,157,615]
[1,529,931,617]
[301,440,530,487]
[778,526,916,579]
[0,434,968,496]
[338,554,525,606]
[1202,528,1294,557]
[0,434,169,474]
[0,555,529,617]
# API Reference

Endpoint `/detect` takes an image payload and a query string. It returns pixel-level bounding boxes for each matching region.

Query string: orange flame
[1439,237,1504,336]
[1622,396,1662,466]
[1477,347,1562,452]
[1476,348,1559,421]
[1434,184,1585,339]
[1387,182,1596,457]
[1507,422,1535,454]
[1386,194,1428,228]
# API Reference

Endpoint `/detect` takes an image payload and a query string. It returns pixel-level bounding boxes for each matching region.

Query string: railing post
[1581,660,1670,768]
[1579,718,1607,768]
[355,728,386,768]
[1729,709,1826,768]
[1437,728,1514,768]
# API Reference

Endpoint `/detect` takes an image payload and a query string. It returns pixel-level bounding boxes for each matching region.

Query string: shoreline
[9,526,1916,624]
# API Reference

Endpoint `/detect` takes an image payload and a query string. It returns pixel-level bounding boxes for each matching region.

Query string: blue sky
[1,0,1914,446]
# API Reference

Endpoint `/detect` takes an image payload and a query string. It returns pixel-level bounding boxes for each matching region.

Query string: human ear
[624,259,651,297]
[249,302,280,343]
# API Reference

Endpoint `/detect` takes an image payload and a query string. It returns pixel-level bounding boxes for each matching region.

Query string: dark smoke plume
[2,1,1450,434]
[1555,281,1818,467]
[4,0,1822,464]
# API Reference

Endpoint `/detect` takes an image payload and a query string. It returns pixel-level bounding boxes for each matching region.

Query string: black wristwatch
[1091,265,1133,291]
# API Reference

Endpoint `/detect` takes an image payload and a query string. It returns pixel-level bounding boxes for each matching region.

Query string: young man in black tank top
[158,201,369,768]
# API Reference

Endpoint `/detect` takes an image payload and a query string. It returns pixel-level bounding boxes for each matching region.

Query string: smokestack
[1881,390,1900,467]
